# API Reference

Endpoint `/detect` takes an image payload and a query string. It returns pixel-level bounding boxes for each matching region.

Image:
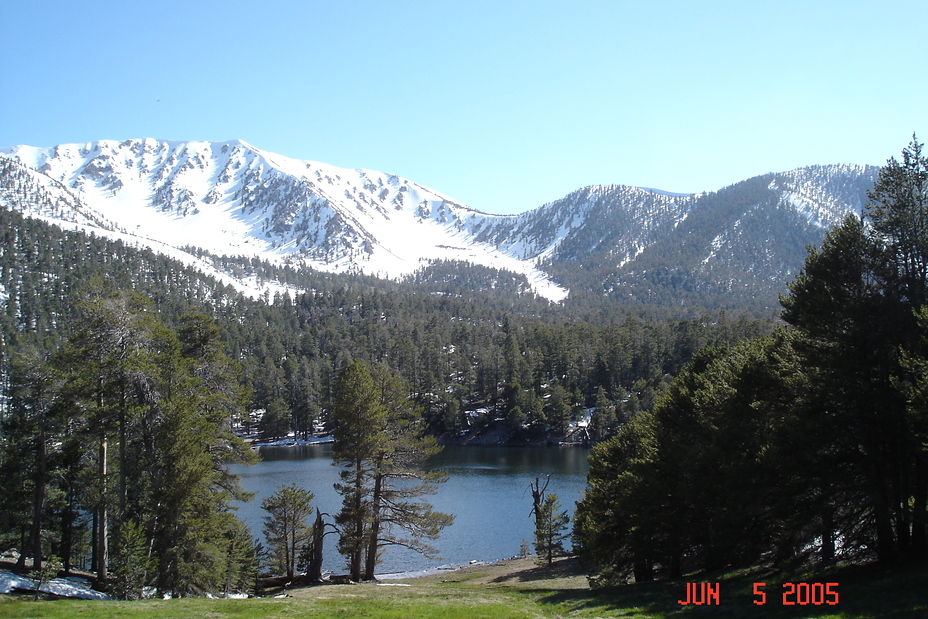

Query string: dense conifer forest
[574,137,928,581]
[0,204,772,444]
[1,138,925,598]
[0,197,770,595]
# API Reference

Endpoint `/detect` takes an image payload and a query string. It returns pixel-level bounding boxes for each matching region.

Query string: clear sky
[1,1,925,215]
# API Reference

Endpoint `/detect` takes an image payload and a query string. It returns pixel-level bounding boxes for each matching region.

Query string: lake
[230,444,590,577]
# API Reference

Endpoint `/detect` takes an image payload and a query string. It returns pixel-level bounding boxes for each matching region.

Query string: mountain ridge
[1,138,571,300]
[0,138,880,310]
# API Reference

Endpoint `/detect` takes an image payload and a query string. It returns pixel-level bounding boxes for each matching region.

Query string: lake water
[230,444,590,577]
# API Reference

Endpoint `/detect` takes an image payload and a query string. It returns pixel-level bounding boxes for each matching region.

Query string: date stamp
[678,582,839,606]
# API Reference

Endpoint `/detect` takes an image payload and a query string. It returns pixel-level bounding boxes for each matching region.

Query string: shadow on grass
[526,560,928,619]
[489,557,583,584]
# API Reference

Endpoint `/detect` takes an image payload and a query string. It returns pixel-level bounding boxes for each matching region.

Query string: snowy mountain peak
[1,139,568,300]
[1,139,881,309]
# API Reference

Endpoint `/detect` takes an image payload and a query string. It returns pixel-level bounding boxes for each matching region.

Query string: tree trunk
[633,558,653,582]
[61,492,74,574]
[119,390,127,521]
[350,462,364,582]
[285,519,294,579]
[97,436,109,580]
[224,537,235,596]
[821,504,836,566]
[872,474,897,564]
[29,420,48,571]
[364,473,383,581]
[530,476,550,520]
[91,511,97,573]
[308,509,325,582]
[912,452,927,557]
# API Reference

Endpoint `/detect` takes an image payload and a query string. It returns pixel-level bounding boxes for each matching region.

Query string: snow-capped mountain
[0,138,880,309]
[469,184,695,266]
[0,139,569,300]
[569,164,879,310]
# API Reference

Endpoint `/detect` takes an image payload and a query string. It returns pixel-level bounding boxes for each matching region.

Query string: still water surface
[230,445,590,576]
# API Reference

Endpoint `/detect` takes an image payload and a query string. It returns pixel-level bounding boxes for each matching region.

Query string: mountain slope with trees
[544,165,878,311]
[574,137,928,582]
[1,138,878,310]
[0,198,774,445]
[3,134,915,597]
[1,292,258,597]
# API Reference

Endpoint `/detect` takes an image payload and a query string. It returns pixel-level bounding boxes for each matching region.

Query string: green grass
[529,561,928,618]
[1,560,925,618]
[0,589,535,619]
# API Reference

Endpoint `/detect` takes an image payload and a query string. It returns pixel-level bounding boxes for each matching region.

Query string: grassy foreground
[1,557,925,618]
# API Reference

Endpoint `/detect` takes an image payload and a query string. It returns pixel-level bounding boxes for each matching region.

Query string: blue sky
[1,1,925,215]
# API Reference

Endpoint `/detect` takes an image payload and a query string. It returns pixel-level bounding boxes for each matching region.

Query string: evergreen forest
[1,138,926,598]
[0,186,770,596]
[574,137,928,581]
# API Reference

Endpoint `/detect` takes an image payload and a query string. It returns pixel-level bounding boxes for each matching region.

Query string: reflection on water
[230,445,590,576]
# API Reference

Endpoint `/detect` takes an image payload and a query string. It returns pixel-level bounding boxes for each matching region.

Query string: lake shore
[235,444,590,577]
[4,555,927,618]
[386,555,589,589]
[263,555,589,598]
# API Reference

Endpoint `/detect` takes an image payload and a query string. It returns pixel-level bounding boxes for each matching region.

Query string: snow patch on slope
[2,139,568,301]
[0,570,111,600]
[38,216,303,302]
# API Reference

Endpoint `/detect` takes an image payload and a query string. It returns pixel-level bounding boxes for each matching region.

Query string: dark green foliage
[403,259,536,297]
[261,484,314,579]
[533,493,570,567]
[575,333,807,581]
[219,517,260,597]
[572,411,657,583]
[331,360,453,581]
[257,398,291,441]
[0,350,63,573]
[576,137,928,583]
[111,520,156,601]
[781,136,928,563]
[588,386,618,441]
[0,290,257,597]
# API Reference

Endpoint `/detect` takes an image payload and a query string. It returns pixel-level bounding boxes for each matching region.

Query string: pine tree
[53,289,162,580]
[144,317,256,595]
[2,350,62,573]
[362,363,453,580]
[780,137,928,562]
[573,412,659,583]
[261,484,314,579]
[221,517,259,598]
[331,359,387,581]
[534,493,570,567]
[589,385,617,442]
[111,520,155,600]
[44,291,258,594]
[545,383,572,435]
[331,360,452,581]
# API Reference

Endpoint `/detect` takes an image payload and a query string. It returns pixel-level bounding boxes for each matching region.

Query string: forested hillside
[0,204,771,442]
[575,137,928,581]
[0,196,775,596]
[1,139,879,312]
[4,139,919,599]
[544,166,878,311]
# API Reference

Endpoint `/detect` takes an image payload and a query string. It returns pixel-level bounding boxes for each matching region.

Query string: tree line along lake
[230,444,590,577]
